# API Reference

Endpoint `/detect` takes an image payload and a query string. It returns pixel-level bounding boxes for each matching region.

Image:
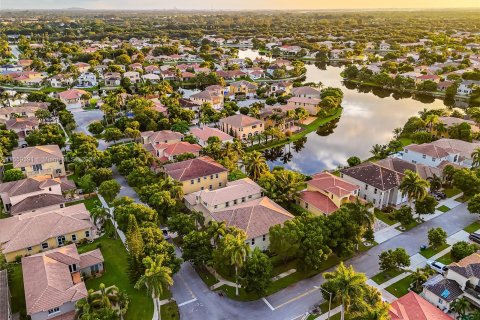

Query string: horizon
[1,0,479,10]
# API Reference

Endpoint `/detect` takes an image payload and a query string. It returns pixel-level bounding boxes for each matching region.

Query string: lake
[238,49,447,175]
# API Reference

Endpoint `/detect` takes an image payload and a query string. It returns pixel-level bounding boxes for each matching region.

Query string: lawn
[78,236,154,320]
[374,209,397,226]
[420,244,450,259]
[9,263,26,318]
[371,269,404,285]
[398,137,413,147]
[444,188,462,198]
[464,221,480,234]
[437,252,454,265]
[396,220,420,231]
[437,205,450,213]
[160,301,180,320]
[385,274,414,298]
[194,265,219,287]
[66,195,100,212]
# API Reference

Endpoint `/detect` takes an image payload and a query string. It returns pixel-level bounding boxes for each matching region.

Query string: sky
[2,0,480,10]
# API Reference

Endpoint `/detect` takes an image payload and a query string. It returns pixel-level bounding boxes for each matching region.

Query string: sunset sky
[2,0,480,10]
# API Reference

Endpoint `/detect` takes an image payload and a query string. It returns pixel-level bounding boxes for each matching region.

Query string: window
[219,182,222,187]
[33,164,43,172]
[27,246,32,251]
[69,264,78,272]
[363,195,367,200]
[422,154,426,159]
[374,188,377,194]
[248,195,252,199]
[57,235,66,246]
[210,175,214,179]
[225,202,230,207]
[191,180,194,185]
[48,187,52,191]
[365,184,368,190]
[262,235,266,241]
[216,174,219,178]
[204,176,207,180]
[85,230,90,238]
[42,242,48,249]
[197,178,201,183]
[60,204,64,208]
[209,185,212,190]
[233,199,238,205]
[48,307,60,315]
[201,187,204,190]
[251,238,255,245]
[305,203,309,209]
[72,234,77,242]
[373,199,376,204]
[242,197,246,203]
[432,158,436,162]
[214,205,217,209]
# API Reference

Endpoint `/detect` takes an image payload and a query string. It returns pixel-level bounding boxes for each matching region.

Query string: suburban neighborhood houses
[0,6,480,320]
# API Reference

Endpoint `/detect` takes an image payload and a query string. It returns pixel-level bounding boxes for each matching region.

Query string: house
[58,89,88,108]
[164,156,228,194]
[0,270,12,320]
[270,81,293,95]
[12,145,66,178]
[22,244,104,320]
[0,203,95,262]
[415,75,441,85]
[189,127,234,147]
[49,74,73,88]
[179,98,200,125]
[129,62,143,71]
[144,141,202,162]
[0,103,48,123]
[0,175,75,214]
[375,157,442,181]
[389,291,453,320]
[379,41,391,51]
[457,80,480,96]
[6,117,39,146]
[190,90,224,110]
[259,105,298,133]
[123,71,141,83]
[298,172,360,216]
[431,139,480,168]
[210,197,294,250]
[429,116,480,139]
[340,162,407,208]
[73,62,91,73]
[292,86,321,99]
[143,73,161,83]
[141,130,184,145]
[76,72,97,88]
[229,80,258,99]
[219,114,264,141]
[144,65,160,74]
[103,72,121,86]
[287,97,321,115]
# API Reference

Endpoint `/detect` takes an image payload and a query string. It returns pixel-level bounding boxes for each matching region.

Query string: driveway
[173,203,477,320]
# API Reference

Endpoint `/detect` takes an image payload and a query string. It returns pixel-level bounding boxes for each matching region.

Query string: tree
[451,297,471,319]
[415,195,438,218]
[3,169,24,182]
[347,156,361,167]
[468,194,480,215]
[135,255,173,318]
[103,127,123,143]
[242,151,268,181]
[399,170,429,215]
[167,214,196,237]
[393,206,414,227]
[428,227,447,249]
[472,147,480,168]
[88,121,105,135]
[98,179,121,203]
[453,168,480,197]
[240,248,272,296]
[78,174,97,195]
[451,241,478,262]
[258,169,305,206]
[426,174,442,193]
[91,283,119,309]
[182,231,213,266]
[378,248,410,272]
[322,262,367,319]
[269,220,303,265]
[223,232,250,296]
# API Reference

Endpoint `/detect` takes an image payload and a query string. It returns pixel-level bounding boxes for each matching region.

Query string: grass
[247,108,343,152]
[194,265,219,287]
[67,173,80,184]
[66,195,100,212]
[371,269,404,285]
[464,220,480,233]
[457,195,471,203]
[160,301,180,320]
[78,236,154,320]
[374,209,397,226]
[385,274,414,298]
[9,263,26,317]
[444,187,462,198]
[437,252,454,265]
[398,137,413,147]
[420,243,450,259]
[396,220,420,231]
[437,205,450,213]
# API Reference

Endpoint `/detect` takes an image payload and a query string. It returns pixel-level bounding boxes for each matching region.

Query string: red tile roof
[308,172,359,198]
[389,292,453,320]
[164,156,227,181]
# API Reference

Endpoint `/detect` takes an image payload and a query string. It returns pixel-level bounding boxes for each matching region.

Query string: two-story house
[189,127,234,147]
[229,80,258,99]
[164,156,228,195]
[22,244,104,320]
[287,97,321,115]
[58,89,88,108]
[190,90,224,110]
[144,141,202,162]
[292,86,321,99]
[141,130,184,145]
[12,145,66,178]
[429,117,480,139]
[298,172,360,216]
[123,71,141,84]
[340,162,407,208]
[6,117,39,146]
[0,102,49,124]
[0,203,95,262]
[76,72,97,88]
[219,114,264,141]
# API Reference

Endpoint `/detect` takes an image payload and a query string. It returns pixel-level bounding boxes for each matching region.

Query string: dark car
[469,233,480,244]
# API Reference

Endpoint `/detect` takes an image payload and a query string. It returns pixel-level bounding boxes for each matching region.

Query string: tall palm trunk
[235,265,239,296]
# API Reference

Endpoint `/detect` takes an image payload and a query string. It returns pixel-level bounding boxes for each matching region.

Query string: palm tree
[427,174,442,193]
[451,297,470,319]
[399,170,430,216]
[392,127,402,139]
[90,205,110,229]
[349,302,390,320]
[242,151,269,181]
[207,220,227,248]
[370,144,384,159]
[425,114,439,131]
[91,283,119,309]
[223,232,250,296]
[411,268,429,291]
[343,200,374,246]
[323,262,367,320]
[472,147,480,168]
[135,255,173,318]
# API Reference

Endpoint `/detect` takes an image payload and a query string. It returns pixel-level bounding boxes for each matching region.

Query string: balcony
[464,284,480,307]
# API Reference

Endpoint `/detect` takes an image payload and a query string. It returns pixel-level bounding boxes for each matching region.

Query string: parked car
[161,227,171,240]
[427,260,448,275]
[433,191,447,200]
[469,232,480,244]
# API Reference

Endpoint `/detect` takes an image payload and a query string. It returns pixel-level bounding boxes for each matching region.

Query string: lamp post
[318,286,333,320]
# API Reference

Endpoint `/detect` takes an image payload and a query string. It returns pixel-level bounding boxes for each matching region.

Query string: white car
[161,227,171,240]
[427,260,448,275]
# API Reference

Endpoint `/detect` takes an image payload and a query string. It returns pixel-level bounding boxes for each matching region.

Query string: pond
[238,49,448,175]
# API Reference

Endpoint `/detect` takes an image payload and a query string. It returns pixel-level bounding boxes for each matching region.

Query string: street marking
[178,298,198,307]
[262,297,275,311]
[178,274,197,299]
[272,287,319,310]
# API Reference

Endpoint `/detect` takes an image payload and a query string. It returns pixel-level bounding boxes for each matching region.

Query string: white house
[123,71,141,84]
[76,73,97,88]
[457,80,480,96]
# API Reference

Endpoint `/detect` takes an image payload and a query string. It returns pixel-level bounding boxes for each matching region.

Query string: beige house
[287,97,321,115]
[12,145,66,178]
[298,172,360,216]
[22,244,104,320]
[6,117,39,146]
[190,90,224,110]
[0,102,49,124]
[0,203,95,262]
[219,114,264,141]
[164,156,228,195]
[141,130,184,145]
[123,71,141,83]
[229,80,258,99]
[58,89,88,107]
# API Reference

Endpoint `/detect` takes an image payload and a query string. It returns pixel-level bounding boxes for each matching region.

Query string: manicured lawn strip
[247,108,343,152]
[160,301,180,320]
[9,264,26,316]
[396,220,419,231]
[437,205,450,213]
[437,252,454,265]
[385,275,414,298]
[420,244,450,259]
[78,236,154,320]
[398,137,413,147]
[464,221,480,233]
[457,195,470,203]
[271,258,297,276]
[319,299,341,313]
[66,195,100,212]
[374,209,396,226]
[371,269,404,285]
[194,265,219,287]
[444,188,462,198]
